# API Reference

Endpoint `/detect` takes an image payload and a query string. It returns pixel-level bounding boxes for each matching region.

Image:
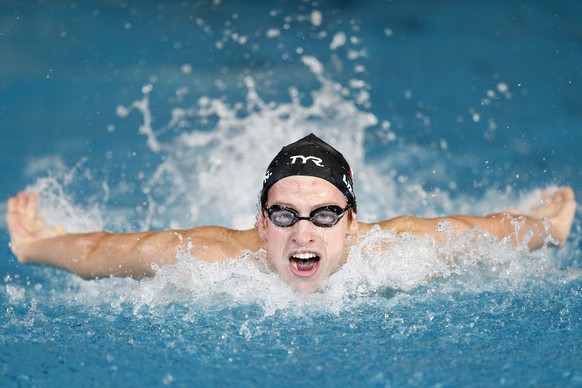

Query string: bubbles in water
[163,374,175,385]
[24,298,37,327]
[310,10,323,27]
[330,32,346,50]
[5,284,26,304]
[180,63,193,75]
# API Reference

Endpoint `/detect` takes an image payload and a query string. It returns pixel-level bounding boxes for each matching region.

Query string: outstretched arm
[6,192,260,279]
[360,187,576,250]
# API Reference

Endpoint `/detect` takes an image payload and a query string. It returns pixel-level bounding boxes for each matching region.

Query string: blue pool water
[1,1,581,386]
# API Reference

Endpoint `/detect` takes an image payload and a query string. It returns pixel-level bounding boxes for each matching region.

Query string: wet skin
[257,176,359,293]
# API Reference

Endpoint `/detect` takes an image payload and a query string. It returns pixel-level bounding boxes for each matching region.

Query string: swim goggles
[265,205,351,228]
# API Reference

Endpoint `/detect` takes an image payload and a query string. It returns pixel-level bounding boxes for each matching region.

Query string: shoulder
[181,226,261,261]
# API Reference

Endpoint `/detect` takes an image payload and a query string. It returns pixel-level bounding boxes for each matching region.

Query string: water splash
[114,56,378,229]
[11,50,579,319]
[34,221,573,321]
[29,174,105,233]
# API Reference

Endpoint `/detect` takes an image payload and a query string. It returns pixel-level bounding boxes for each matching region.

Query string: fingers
[7,191,41,223]
[548,187,575,212]
[7,191,26,210]
[24,192,38,219]
[561,186,575,202]
[536,187,573,208]
[547,187,576,247]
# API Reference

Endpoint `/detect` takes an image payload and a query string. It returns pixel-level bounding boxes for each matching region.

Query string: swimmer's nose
[291,219,317,246]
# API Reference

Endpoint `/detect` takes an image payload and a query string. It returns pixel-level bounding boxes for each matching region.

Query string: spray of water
[11,55,579,319]
[113,56,379,230]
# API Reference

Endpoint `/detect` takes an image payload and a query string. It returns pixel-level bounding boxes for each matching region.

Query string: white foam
[108,57,377,229]
[17,49,579,319]
[29,175,105,233]
[37,218,575,321]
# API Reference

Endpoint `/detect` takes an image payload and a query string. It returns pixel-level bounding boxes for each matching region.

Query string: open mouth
[289,252,320,276]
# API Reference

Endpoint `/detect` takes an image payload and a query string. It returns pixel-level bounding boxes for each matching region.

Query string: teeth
[293,252,317,260]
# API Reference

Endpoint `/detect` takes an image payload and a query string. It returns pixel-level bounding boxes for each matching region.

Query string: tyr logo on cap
[289,155,324,167]
[260,134,357,212]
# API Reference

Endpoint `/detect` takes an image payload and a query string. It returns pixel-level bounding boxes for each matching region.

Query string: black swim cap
[260,133,357,212]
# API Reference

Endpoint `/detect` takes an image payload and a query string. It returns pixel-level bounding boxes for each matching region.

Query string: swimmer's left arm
[361,187,576,250]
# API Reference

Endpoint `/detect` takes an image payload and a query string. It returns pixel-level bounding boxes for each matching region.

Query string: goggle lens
[266,205,350,228]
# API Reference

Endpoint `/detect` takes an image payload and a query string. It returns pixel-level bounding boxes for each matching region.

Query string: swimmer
[6,134,577,292]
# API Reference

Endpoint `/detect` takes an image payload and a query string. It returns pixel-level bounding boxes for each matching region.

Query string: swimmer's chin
[288,279,323,293]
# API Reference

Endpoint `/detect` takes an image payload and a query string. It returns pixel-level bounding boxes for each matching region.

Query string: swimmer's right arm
[6,192,260,279]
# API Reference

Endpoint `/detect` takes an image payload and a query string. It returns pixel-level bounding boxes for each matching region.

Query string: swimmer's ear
[257,210,268,241]
[347,211,359,236]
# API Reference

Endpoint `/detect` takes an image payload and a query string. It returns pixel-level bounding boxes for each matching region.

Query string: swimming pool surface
[1,1,581,386]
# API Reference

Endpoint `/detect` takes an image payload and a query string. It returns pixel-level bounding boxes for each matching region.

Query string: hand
[528,187,576,246]
[6,191,68,262]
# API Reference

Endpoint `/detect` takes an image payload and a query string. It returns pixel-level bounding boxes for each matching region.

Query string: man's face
[258,176,358,292]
